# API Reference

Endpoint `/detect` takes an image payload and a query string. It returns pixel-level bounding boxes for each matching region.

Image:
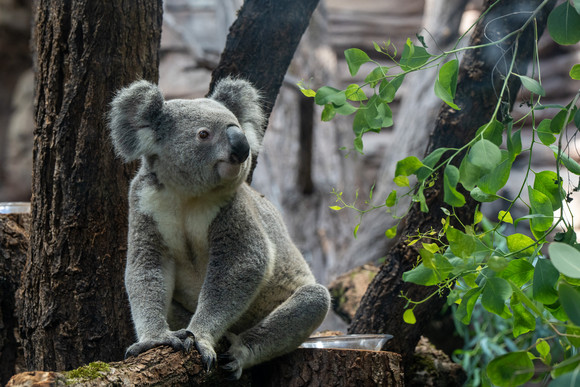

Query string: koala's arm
[209,78,266,158]
[123,179,190,357]
[187,190,270,365]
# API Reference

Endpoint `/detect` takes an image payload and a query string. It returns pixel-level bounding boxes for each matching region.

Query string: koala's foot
[125,329,194,359]
[194,337,217,372]
[218,332,251,380]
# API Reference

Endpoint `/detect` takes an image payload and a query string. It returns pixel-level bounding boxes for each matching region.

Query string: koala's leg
[222,283,330,379]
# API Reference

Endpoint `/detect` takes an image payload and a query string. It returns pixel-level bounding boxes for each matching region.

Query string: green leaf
[498,210,513,224]
[475,119,504,146]
[298,86,316,97]
[434,59,460,110]
[354,135,364,154]
[576,108,580,130]
[488,255,509,272]
[363,95,393,130]
[499,259,534,287]
[329,206,342,211]
[537,119,556,146]
[487,352,534,387]
[470,187,499,202]
[533,258,560,305]
[478,150,512,195]
[506,233,536,258]
[344,48,371,76]
[548,2,580,45]
[403,308,416,324]
[345,84,367,101]
[534,170,564,211]
[516,74,546,96]
[334,102,358,116]
[456,287,482,324]
[315,86,346,106]
[353,223,360,239]
[385,225,397,239]
[443,165,466,207]
[379,74,405,103]
[364,66,389,87]
[551,353,580,379]
[528,186,554,234]
[536,339,550,360]
[549,242,580,279]
[321,104,336,121]
[447,227,475,259]
[395,156,423,177]
[403,263,439,286]
[559,282,580,325]
[508,129,522,160]
[550,144,580,175]
[400,38,432,71]
[511,293,536,338]
[394,175,410,187]
[468,139,502,174]
[386,190,397,207]
[551,108,570,134]
[570,64,580,80]
[481,277,513,318]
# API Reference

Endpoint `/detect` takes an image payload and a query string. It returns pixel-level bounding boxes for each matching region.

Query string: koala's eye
[197,129,210,140]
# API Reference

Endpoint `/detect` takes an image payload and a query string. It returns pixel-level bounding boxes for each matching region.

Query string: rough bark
[349,0,555,362]
[17,0,163,371]
[6,346,403,386]
[0,212,29,384]
[209,0,321,182]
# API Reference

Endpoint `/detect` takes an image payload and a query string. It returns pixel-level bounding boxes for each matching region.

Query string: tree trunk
[349,0,555,362]
[209,0,321,182]
[17,0,163,371]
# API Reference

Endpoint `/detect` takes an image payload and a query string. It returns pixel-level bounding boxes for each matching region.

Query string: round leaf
[548,2,580,45]
[468,139,502,174]
[549,242,580,278]
[487,352,534,387]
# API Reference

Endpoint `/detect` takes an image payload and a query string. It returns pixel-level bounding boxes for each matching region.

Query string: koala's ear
[108,80,164,162]
[209,78,266,156]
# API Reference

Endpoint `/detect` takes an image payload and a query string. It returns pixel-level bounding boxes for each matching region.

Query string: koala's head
[108,78,265,196]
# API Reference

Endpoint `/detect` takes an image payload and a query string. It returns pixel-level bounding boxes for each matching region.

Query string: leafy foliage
[309,1,580,385]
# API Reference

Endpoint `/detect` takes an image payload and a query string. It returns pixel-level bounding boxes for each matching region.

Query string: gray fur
[108,78,330,379]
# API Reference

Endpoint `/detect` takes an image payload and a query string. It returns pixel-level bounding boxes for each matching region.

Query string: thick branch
[209,0,320,182]
[6,346,403,386]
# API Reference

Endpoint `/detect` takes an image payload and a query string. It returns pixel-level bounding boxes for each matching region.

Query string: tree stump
[0,211,29,385]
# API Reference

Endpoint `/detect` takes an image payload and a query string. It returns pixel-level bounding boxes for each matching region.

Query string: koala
[108,78,330,380]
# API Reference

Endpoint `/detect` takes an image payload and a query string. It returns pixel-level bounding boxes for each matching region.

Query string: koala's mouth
[217,161,243,180]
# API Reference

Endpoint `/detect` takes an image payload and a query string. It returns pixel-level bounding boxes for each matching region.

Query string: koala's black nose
[226,126,250,164]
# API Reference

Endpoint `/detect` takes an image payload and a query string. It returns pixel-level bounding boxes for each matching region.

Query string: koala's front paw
[194,337,217,372]
[125,330,193,359]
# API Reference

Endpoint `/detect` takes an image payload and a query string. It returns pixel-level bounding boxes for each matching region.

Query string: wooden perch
[7,346,403,386]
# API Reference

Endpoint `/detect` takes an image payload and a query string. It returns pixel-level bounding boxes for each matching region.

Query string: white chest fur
[137,184,228,311]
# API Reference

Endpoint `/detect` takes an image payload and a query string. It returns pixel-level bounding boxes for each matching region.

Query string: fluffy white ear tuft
[108,80,164,162]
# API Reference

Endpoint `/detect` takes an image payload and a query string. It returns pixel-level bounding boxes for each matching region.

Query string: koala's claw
[195,339,217,371]
[124,331,191,359]
[221,360,243,381]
